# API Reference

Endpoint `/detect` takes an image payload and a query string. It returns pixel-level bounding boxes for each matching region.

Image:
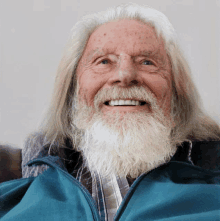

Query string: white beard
[72,86,177,179]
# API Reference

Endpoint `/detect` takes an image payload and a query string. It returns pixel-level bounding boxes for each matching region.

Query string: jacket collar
[171,141,220,172]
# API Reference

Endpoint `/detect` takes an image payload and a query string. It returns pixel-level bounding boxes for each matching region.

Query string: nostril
[131,80,139,85]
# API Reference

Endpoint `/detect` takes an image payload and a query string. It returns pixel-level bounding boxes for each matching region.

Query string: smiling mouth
[104,100,147,106]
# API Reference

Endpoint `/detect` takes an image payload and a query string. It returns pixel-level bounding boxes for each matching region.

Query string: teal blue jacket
[1,141,220,220]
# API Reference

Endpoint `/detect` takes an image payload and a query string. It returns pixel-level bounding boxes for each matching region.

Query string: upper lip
[107,98,141,101]
[105,99,145,102]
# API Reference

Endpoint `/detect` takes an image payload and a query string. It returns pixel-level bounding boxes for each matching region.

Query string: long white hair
[27,3,220,153]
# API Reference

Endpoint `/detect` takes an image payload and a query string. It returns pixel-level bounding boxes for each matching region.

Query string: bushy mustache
[93,85,158,112]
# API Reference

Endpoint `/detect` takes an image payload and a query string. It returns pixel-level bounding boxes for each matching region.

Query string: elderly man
[1,3,220,221]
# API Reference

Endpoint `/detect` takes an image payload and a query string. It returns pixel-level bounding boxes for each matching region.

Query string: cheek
[78,72,107,107]
[147,77,171,99]
[144,73,172,115]
[78,79,94,106]
[154,79,172,116]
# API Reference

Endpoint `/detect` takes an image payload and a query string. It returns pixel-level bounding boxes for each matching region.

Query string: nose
[108,56,142,87]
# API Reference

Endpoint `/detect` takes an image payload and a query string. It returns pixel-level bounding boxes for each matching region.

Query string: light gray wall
[0,0,220,148]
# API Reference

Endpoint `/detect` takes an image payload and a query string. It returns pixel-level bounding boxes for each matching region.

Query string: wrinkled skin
[76,19,172,118]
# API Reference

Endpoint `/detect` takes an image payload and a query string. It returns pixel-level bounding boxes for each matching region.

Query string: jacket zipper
[113,172,147,220]
[56,166,101,220]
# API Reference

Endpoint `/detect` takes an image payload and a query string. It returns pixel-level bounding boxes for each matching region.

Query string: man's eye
[101,60,109,64]
[142,60,153,65]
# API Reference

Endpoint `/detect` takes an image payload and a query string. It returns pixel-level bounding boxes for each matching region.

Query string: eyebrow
[88,47,162,61]
[88,48,116,58]
[132,48,161,57]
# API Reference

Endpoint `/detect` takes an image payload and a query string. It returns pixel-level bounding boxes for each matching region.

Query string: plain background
[0,0,220,148]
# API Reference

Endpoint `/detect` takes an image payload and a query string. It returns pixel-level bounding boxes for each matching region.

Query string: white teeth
[119,100,124,105]
[125,100,131,105]
[108,100,141,106]
[131,100,136,105]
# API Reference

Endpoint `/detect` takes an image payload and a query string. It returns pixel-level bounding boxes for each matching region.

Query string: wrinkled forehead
[77,19,168,70]
[80,20,167,63]
[89,19,159,42]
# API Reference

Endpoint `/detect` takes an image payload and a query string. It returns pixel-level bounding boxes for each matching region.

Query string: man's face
[73,19,176,178]
[76,19,172,118]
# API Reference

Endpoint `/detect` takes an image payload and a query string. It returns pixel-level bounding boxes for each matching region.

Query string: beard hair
[72,85,177,179]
